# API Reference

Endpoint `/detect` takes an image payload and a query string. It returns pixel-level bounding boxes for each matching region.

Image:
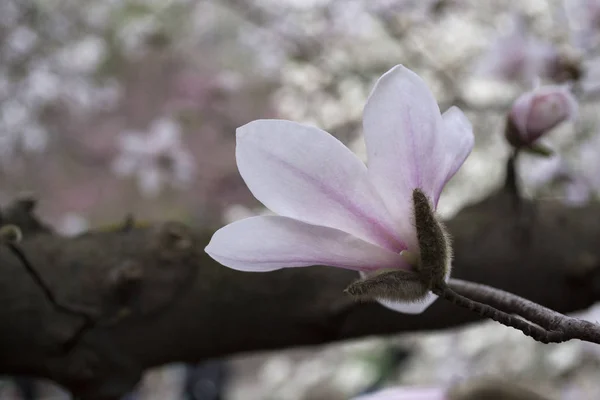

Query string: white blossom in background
[136,364,187,400]
[570,131,600,200]
[0,1,125,174]
[56,35,107,73]
[57,213,90,237]
[21,123,49,153]
[0,100,49,163]
[0,0,20,28]
[519,152,564,190]
[1,100,29,134]
[83,1,118,29]
[261,0,329,9]
[352,386,447,400]
[564,0,600,51]
[327,0,379,38]
[22,63,61,104]
[368,0,456,22]
[5,25,38,58]
[560,178,591,206]
[112,117,196,197]
[117,15,159,59]
[519,152,592,206]
[475,16,557,84]
[580,56,600,96]
[238,29,287,74]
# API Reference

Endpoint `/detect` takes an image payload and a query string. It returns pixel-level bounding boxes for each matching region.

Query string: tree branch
[1,186,600,399]
[432,283,566,344]
[448,278,600,344]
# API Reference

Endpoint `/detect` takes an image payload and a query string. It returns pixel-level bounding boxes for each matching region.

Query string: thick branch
[1,188,600,399]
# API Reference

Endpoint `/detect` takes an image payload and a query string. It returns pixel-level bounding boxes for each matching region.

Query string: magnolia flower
[205,65,474,314]
[505,85,577,148]
[352,387,447,400]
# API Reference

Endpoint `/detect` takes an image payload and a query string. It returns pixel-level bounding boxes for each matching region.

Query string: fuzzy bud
[506,86,577,148]
[344,189,451,303]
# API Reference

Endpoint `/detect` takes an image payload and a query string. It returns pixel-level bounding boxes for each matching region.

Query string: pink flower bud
[506,86,577,147]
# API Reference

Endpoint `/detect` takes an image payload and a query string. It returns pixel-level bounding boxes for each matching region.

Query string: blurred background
[1,0,600,399]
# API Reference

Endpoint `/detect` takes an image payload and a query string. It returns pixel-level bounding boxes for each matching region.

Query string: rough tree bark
[0,186,599,399]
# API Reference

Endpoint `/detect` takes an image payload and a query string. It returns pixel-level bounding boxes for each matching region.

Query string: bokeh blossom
[112,117,196,198]
[206,65,474,314]
[564,0,600,51]
[519,153,591,206]
[475,17,558,84]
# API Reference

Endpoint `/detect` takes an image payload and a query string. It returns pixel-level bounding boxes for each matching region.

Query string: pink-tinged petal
[236,119,405,252]
[364,65,472,249]
[431,107,474,203]
[352,387,447,400]
[205,216,410,272]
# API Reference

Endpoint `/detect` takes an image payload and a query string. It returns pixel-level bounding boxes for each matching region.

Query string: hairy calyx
[345,188,452,302]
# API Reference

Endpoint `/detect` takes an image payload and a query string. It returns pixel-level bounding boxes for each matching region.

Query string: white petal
[376,293,438,314]
[352,387,446,400]
[205,216,409,272]
[358,269,445,314]
[431,107,474,203]
[363,65,442,249]
[363,66,473,247]
[236,119,405,252]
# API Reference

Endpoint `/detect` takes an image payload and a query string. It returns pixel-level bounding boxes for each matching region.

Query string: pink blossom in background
[563,176,591,206]
[352,387,447,400]
[368,0,461,21]
[571,132,600,199]
[519,154,591,206]
[580,56,600,96]
[506,85,577,147]
[564,0,600,50]
[205,65,474,314]
[475,17,558,84]
[112,117,196,197]
[166,70,241,112]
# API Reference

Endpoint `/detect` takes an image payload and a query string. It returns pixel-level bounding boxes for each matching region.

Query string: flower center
[400,249,419,267]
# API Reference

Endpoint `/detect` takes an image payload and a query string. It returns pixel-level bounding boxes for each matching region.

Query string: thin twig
[432,283,565,344]
[449,278,563,331]
[440,279,600,345]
